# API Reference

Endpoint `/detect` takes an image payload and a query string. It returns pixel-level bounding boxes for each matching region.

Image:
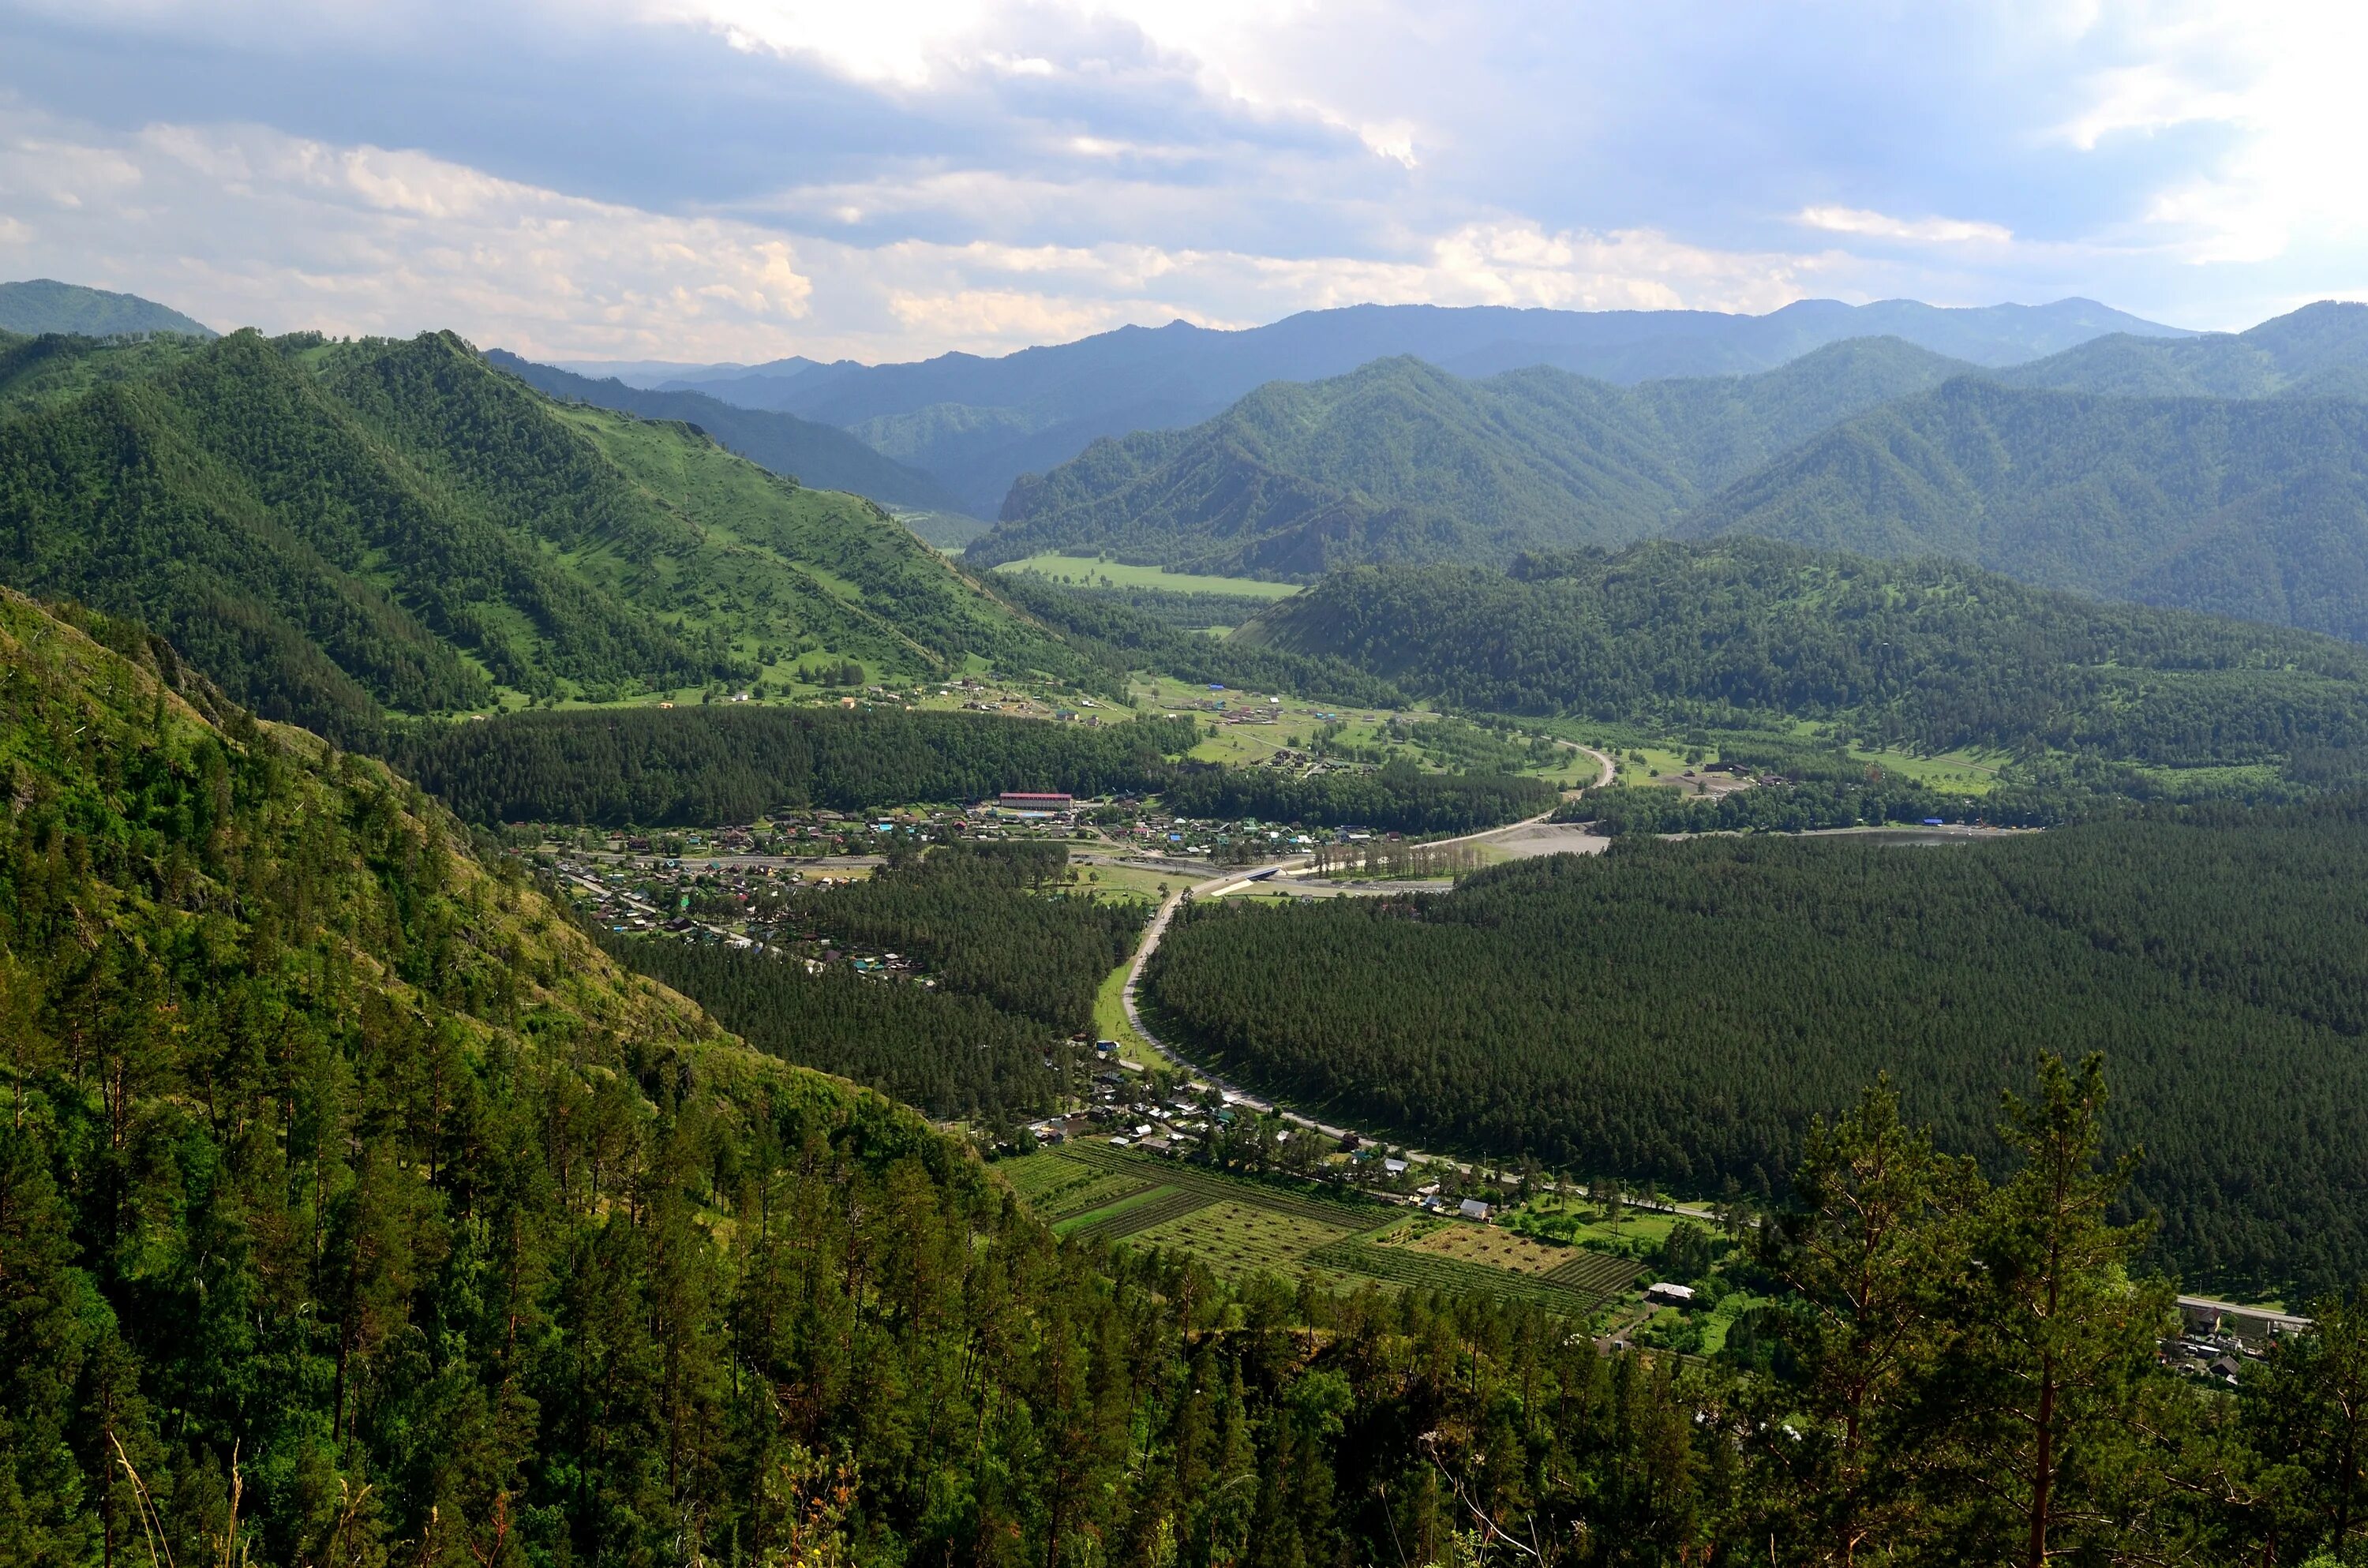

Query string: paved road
[1115,746,1615,1150]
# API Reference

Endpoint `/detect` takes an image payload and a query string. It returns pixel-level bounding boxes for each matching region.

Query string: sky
[1,0,2362,364]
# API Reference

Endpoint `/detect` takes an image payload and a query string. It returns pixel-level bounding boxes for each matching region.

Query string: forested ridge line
[1145,793,2368,1298]
[1240,537,2368,779]
[0,327,1092,746]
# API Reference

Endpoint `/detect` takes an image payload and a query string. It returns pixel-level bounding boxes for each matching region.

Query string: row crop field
[1002,1145,1641,1318]
[1302,1235,1636,1315]
[1545,1251,1646,1298]
[1058,1143,1388,1228]
[1128,1203,1361,1277]
[1066,1187,1208,1243]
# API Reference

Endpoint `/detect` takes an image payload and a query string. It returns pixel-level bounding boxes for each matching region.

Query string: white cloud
[0,106,1841,360]
[1796,206,2014,245]
[2051,2,2368,265]
[0,110,816,357]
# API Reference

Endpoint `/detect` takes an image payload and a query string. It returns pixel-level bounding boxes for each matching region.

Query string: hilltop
[1994,299,2368,399]
[0,277,217,338]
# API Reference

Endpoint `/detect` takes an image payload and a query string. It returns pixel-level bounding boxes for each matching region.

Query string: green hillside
[1995,299,2368,399]
[0,328,1088,743]
[0,328,212,414]
[0,277,216,338]
[1238,537,2368,777]
[972,338,1972,575]
[486,348,972,512]
[1686,376,2368,642]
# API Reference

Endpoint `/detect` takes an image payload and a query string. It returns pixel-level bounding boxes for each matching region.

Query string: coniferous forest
[396,706,1199,826]
[1145,800,2368,1299]
[11,391,2368,1566]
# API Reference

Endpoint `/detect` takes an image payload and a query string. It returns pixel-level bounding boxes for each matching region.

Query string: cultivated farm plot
[1409,1221,1576,1275]
[1062,1185,1197,1241]
[1543,1251,1645,1300]
[1059,1143,1386,1229]
[1126,1201,1360,1277]
[994,1151,1093,1202]
[1037,1170,1161,1222]
[994,1151,1159,1220]
[1010,1145,1638,1315]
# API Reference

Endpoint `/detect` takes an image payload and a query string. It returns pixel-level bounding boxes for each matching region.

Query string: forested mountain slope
[485,348,969,511]
[1238,538,2368,772]
[1994,300,2368,399]
[0,327,212,416]
[1685,376,2368,642]
[0,277,216,338]
[0,329,1086,743]
[677,297,2175,511]
[10,552,2368,1566]
[973,339,1973,575]
[1145,799,2368,1297]
[0,584,1382,1567]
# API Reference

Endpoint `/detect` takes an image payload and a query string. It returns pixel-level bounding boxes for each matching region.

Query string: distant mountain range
[979,301,2368,643]
[487,350,970,514]
[972,338,1974,575]
[553,353,832,389]
[0,278,216,338]
[655,298,2185,512]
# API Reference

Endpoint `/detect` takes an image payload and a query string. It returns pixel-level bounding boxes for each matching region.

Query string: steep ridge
[0,329,1088,742]
[1685,375,2368,642]
[672,297,2179,507]
[973,339,1975,575]
[485,349,969,512]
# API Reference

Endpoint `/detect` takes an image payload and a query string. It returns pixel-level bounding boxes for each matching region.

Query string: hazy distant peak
[0,279,215,339]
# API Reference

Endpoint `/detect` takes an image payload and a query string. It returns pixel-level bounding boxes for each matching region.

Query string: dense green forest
[600,935,1076,1123]
[0,328,1088,744]
[397,705,1197,825]
[975,339,1970,575]
[17,538,2368,1566]
[1145,795,2368,1297]
[1163,758,1557,833]
[485,350,969,513]
[1994,301,2368,400]
[1688,373,2368,642]
[1242,538,2368,777]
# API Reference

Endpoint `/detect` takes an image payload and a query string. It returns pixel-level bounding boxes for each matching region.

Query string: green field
[1001,1144,1639,1314]
[1092,956,1160,1062]
[992,556,1303,598]
[1130,1202,1359,1275]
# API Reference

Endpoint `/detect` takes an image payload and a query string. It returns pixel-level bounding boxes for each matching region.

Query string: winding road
[1113,745,1616,1148]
